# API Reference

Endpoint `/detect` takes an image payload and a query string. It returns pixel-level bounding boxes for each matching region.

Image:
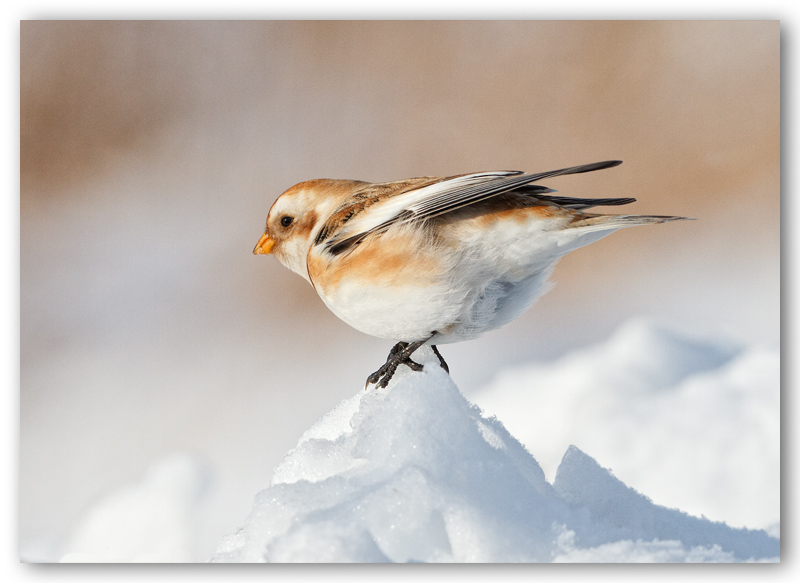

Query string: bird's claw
[365,337,448,390]
[367,357,423,389]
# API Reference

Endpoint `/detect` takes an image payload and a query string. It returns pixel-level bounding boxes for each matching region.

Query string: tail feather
[518,191,637,209]
[567,214,693,233]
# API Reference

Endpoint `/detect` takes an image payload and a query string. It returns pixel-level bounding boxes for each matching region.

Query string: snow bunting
[254,161,688,388]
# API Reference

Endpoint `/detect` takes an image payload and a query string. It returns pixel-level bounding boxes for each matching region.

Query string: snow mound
[471,319,780,531]
[59,453,214,562]
[211,347,778,563]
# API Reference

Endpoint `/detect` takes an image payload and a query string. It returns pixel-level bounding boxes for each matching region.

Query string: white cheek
[276,238,312,282]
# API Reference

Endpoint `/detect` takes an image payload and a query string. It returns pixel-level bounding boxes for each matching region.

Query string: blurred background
[20,20,779,560]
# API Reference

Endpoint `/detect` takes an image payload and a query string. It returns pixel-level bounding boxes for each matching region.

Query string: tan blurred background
[20,21,779,559]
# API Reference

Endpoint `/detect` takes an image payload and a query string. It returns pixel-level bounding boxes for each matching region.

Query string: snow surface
[210,345,779,563]
[469,319,780,532]
[51,320,779,563]
[59,454,214,562]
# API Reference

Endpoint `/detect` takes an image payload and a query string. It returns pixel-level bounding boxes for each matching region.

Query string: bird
[253,161,688,389]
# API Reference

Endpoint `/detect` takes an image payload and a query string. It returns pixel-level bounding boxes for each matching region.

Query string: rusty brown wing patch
[313,176,443,248]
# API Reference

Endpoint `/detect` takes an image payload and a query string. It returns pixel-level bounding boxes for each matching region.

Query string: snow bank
[211,346,778,563]
[59,454,214,562]
[470,319,780,531]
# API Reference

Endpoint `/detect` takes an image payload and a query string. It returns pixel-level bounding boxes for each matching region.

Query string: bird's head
[254,179,364,282]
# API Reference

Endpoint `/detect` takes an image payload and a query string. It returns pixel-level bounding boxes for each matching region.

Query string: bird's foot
[365,340,425,389]
[365,338,449,390]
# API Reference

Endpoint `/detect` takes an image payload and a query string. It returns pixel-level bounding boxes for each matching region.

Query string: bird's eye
[280,216,294,228]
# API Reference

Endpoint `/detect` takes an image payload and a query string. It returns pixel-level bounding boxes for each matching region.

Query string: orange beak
[253,233,275,255]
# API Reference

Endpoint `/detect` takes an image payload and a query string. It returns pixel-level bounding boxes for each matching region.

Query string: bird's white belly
[318,279,467,342]
[318,262,556,344]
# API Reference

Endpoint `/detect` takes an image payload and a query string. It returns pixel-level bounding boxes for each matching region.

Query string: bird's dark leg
[365,334,452,389]
[365,337,431,390]
[431,345,449,374]
[385,341,408,360]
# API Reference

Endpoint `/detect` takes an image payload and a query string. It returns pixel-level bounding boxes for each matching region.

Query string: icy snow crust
[212,346,778,563]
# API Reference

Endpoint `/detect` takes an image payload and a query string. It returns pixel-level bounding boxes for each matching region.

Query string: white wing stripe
[331,171,520,240]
